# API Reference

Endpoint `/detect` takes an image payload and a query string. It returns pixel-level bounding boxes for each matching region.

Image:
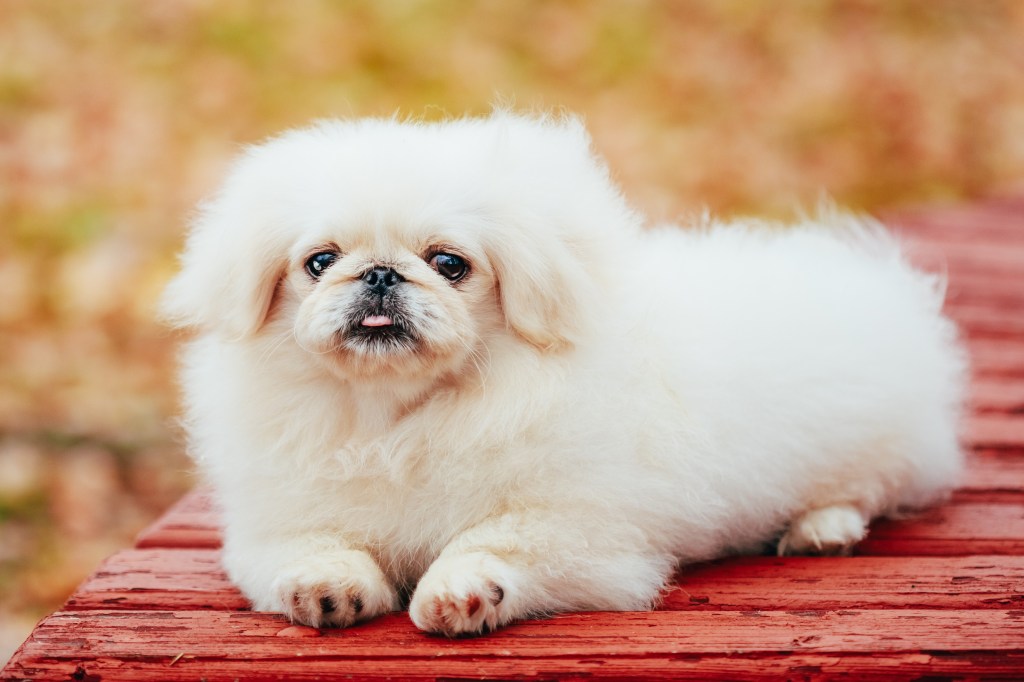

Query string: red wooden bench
[4,198,1024,681]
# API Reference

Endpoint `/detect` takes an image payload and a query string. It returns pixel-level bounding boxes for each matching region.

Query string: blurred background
[2,0,1023,664]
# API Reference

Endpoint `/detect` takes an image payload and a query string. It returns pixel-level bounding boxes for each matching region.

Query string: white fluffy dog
[161,112,967,636]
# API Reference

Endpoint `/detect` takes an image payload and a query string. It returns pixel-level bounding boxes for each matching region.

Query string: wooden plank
[62,550,1024,613]
[883,199,1024,241]
[859,502,1024,556]
[63,549,247,612]
[972,378,1024,413]
[948,292,1024,318]
[891,219,1024,246]
[968,338,1024,378]
[946,298,1024,325]
[134,489,221,549]
[4,610,1023,681]
[955,453,1024,503]
[969,415,1024,450]
[951,305,1024,339]
[6,652,1024,682]
[903,240,1024,280]
[666,555,1024,611]
[945,272,1024,309]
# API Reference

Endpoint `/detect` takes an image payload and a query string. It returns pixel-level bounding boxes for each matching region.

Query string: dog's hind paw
[778,504,868,556]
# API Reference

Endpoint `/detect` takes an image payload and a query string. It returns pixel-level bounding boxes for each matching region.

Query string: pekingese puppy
[161,112,967,636]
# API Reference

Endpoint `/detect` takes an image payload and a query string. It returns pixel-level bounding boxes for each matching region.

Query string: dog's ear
[161,181,290,339]
[485,223,594,352]
[479,113,639,352]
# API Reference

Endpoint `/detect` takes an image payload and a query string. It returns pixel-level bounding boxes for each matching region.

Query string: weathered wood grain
[667,555,1024,610]
[956,453,1024,503]
[61,549,1024,613]
[945,272,1024,310]
[971,378,1024,413]
[969,338,1024,378]
[882,198,1024,241]
[904,241,1024,280]
[134,489,220,549]
[7,652,1024,682]
[11,653,1024,682]
[859,502,1024,556]
[4,610,1024,681]
[63,549,247,612]
[969,415,1024,450]
[951,305,1024,339]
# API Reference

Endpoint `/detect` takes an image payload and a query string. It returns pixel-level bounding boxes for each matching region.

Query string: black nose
[362,267,404,295]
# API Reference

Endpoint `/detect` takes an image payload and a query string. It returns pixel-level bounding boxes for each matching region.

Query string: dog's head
[161,113,640,383]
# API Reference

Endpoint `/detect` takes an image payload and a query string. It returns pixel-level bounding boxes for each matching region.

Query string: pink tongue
[361,315,394,327]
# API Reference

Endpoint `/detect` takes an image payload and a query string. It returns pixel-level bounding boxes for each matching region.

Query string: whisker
[292,326,345,356]
[255,331,293,367]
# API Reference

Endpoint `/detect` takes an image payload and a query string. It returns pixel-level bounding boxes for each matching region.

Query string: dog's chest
[325,444,501,577]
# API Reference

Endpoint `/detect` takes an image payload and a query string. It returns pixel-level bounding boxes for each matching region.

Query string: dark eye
[429,252,468,282]
[305,251,339,279]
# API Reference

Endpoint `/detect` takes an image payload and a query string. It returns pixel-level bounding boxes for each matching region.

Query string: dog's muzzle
[340,268,417,348]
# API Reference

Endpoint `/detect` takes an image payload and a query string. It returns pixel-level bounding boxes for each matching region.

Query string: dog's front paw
[271,551,398,627]
[409,552,511,636]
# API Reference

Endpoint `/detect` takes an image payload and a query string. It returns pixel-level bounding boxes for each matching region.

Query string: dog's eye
[305,251,339,279]
[429,253,468,282]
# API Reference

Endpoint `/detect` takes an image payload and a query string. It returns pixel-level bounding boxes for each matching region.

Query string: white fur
[162,112,967,635]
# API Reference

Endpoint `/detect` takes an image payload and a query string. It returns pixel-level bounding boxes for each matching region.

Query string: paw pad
[271,553,398,628]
